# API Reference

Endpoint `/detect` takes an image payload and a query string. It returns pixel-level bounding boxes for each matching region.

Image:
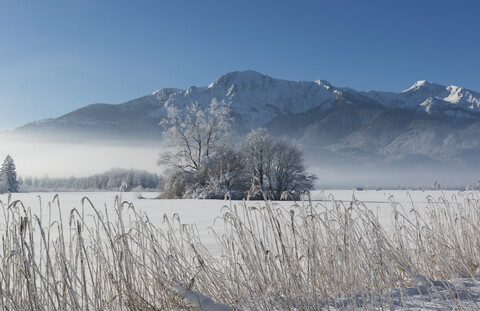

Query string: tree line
[21,168,161,192]
[0,162,160,193]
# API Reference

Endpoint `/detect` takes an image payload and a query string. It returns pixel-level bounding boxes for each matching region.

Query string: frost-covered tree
[241,128,275,193]
[268,139,316,199]
[159,100,232,173]
[241,129,316,200]
[158,168,194,199]
[0,155,19,193]
[203,146,248,199]
[158,100,232,197]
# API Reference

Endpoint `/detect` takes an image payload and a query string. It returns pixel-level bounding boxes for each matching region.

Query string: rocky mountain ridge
[16,71,480,174]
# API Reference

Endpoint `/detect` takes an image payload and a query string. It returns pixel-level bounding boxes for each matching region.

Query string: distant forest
[19,168,161,192]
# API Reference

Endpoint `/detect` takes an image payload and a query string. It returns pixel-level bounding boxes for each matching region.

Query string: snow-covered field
[1,188,464,228]
[0,189,479,310]
[0,189,467,246]
[0,189,454,253]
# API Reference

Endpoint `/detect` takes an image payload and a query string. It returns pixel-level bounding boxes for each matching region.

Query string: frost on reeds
[0,189,480,310]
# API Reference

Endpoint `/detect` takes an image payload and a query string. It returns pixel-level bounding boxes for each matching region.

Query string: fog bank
[1,131,478,189]
[0,133,162,178]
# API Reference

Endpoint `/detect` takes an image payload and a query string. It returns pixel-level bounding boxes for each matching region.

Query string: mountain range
[15,71,480,186]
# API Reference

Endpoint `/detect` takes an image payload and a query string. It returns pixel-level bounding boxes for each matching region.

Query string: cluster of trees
[158,101,316,199]
[0,155,19,193]
[20,168,161,192]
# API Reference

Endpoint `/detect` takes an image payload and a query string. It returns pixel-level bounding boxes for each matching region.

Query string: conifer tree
[0,155,19,193]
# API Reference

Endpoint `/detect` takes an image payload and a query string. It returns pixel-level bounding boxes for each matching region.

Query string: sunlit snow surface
[0,189,449,253]
[1,190,479,310]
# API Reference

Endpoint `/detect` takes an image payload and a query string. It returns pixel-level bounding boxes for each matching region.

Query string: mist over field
[304,149,480,189]
[0,132,161,178]
[4,69,480,190]
[1,130,479,190]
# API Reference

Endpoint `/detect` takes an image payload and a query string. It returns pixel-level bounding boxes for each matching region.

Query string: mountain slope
[15,71,480,174]
[363,80,480,118]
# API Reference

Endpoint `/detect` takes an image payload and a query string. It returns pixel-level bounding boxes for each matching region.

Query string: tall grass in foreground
[0,190,479,310]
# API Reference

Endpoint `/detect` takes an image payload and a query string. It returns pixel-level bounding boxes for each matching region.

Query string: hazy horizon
[0,133,161,179]
[1,131,478,190]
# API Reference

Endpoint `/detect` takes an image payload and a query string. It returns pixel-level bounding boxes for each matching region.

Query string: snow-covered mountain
[364,80,480,118]
[19,71,339,136]
[16,71,480,174]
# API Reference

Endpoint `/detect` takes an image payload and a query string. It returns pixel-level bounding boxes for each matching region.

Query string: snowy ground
[1,188,467,231]
[0,189,453,253]
[1,189,479,310]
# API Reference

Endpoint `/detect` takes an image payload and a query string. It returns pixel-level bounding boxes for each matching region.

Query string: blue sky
[1,0,479,130]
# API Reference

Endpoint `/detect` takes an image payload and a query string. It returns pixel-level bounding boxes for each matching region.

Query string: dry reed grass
[0,189,479,310]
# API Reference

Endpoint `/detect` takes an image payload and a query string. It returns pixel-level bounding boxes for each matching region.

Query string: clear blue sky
[1,0,479,130]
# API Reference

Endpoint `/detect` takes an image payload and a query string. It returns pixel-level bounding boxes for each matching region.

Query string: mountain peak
[403,80,442,93]
[151,88,183,96]
[414,80,428,86]
[208,70,268,89]
[413,80,428,88]
[220,70,265,80]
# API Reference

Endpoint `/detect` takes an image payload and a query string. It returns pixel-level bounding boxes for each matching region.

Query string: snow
[0,189,473,227]
[22,71,480,136]
[315,79,333,89]
[445,85,462,102]
[152,70,337,129]
[402,80,428,92]
[173,278,480,310]
[173,277,480,310]
[174,285,233,311]
[1,189,480,310]
[0,189,474,254]
[364,80,480,118]
[152,88,183,97]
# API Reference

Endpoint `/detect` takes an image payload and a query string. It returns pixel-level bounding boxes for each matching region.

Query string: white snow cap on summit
[208,70,266,89]
[402,80,442,93]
